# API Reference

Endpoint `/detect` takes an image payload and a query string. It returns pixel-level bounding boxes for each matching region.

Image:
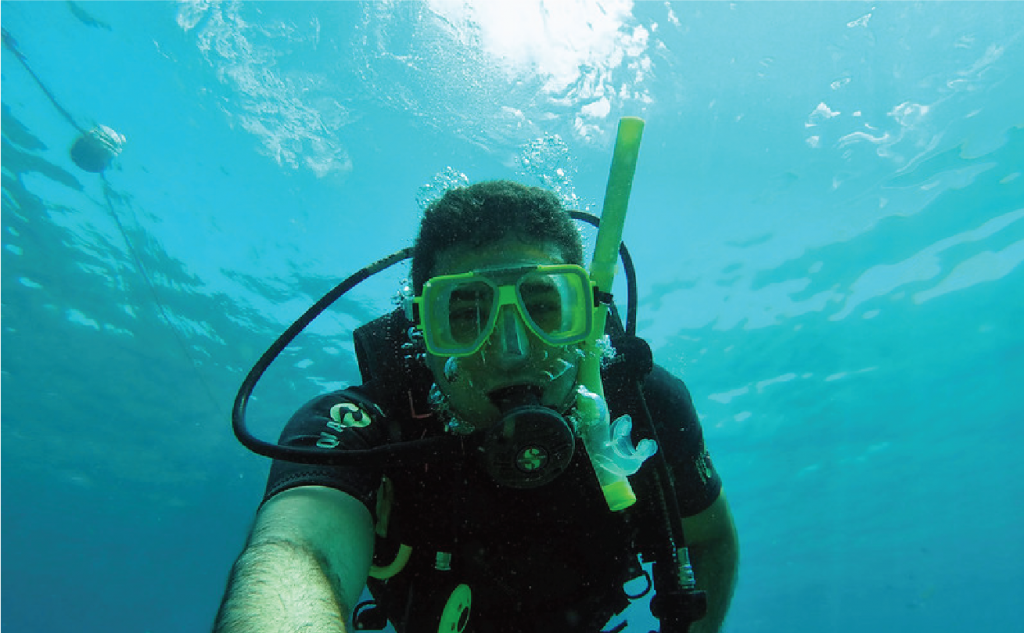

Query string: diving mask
[410,264,597,357]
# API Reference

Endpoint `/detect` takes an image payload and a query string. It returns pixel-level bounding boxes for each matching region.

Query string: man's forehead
[432,238,565,277]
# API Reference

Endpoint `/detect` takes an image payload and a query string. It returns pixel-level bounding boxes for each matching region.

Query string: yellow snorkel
[577,117,657,512]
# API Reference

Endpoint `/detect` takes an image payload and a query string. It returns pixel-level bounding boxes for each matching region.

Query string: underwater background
[2,2,1022,632]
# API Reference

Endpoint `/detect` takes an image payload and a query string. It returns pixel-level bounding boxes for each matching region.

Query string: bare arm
[681,490,739,633]
[214,486,375,633]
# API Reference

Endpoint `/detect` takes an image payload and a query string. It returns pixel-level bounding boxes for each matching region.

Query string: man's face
[423,237,583,427]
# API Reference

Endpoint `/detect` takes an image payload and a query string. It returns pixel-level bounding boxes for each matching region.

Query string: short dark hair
[411,180,584,291]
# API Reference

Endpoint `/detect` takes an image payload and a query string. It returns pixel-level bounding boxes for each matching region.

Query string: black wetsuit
[264,363,721,633]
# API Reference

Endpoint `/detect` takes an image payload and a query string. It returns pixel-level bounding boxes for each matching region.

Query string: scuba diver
[215,122,738,633]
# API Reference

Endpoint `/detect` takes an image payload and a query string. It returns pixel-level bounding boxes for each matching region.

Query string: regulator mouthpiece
[481,386,575,489]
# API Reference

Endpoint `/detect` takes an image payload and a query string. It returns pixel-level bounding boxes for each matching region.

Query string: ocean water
[2,2,1022,632]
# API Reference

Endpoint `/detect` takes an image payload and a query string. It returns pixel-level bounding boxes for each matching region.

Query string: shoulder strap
[353,308,411,385]
[353,307,436,421]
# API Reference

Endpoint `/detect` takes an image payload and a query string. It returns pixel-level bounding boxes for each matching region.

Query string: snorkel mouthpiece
[482,386,575,489]
[577,386,657,477]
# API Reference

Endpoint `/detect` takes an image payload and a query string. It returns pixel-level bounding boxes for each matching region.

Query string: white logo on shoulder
[316,401,373,450]
[329,402,372,428]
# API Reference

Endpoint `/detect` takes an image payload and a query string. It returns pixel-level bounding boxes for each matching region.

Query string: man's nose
[486,305,531,368]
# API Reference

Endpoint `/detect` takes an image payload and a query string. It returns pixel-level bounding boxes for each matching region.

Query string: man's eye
[524,291,562,327]
[525,294,559,312]
[450,304,484,322]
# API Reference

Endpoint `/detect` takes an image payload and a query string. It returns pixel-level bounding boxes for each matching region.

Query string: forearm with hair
[214,539,351,633]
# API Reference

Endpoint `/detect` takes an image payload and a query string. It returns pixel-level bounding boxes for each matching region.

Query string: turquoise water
[2,2,1022,632]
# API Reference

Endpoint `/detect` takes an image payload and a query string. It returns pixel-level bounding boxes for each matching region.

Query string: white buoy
[70,125,126,173]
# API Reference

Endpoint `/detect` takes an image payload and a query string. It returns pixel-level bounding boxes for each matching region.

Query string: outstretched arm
[681,490,739,633]
[214,486,375,633]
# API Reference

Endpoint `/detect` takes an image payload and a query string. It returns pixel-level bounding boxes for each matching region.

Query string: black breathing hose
[229,246,470,466]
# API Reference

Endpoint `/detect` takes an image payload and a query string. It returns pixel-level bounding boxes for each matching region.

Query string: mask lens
[517,269,590,343]
[446,281,496,347]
